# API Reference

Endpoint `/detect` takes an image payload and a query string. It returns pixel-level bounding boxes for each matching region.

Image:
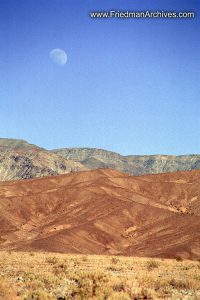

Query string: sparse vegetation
[0,277,17,300]
[0,251,200,299]
[146,259,159,271]
[81,255,88,262]
[45,256,59,265]
[175,255,183,262]
[111,257,120,265]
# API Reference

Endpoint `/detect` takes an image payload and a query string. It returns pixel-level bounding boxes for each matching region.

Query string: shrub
[111,257,120,264]
[126,284,155,300]
[81,255,88,262]
[146,259,159,271]
[107,266,123,272]
[45,256,59,265]
[168,278,197,290]
[24,289,54,300]
[66,271,109,299]
[175,256,183,262]
[53,263,68,276]
[112,281,125,292]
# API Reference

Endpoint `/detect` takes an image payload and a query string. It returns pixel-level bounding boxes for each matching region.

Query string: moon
[49,48,67,65]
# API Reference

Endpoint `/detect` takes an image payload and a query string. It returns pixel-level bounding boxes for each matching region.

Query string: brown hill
[0,169,200,259]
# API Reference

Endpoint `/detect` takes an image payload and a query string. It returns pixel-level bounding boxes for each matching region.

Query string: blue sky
[0,0,199,155]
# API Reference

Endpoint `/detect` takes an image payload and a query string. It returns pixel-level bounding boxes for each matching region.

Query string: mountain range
[0,138,200,259]
[0,138,200,181]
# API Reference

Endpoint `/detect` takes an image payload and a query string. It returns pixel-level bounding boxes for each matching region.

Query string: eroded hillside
[0,169,199,259]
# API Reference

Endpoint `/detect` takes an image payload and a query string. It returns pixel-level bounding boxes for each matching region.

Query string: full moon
[49,48,67,65]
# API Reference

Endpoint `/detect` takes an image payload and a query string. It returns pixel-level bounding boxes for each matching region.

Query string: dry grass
[0,251,200,299]
[146,259,159,271]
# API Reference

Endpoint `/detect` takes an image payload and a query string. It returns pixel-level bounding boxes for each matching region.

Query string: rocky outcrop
[0,150,88,181]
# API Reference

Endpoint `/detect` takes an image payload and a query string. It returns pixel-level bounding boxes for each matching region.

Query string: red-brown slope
[0,169,200,259]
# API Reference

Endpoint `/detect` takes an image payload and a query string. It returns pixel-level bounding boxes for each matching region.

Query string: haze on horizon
[0,0,199,155]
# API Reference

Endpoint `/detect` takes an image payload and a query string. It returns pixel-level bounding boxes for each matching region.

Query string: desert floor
[0,251,200,299]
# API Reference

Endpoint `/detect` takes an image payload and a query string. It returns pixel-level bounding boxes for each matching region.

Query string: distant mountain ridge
[0,138,200,181]
[0,138,44,151]
[0,139,88,181]
[52,147,200,176]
